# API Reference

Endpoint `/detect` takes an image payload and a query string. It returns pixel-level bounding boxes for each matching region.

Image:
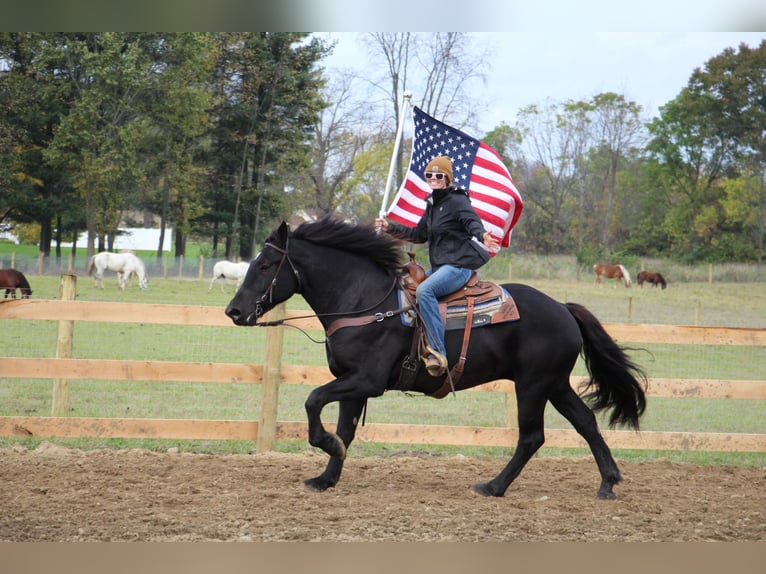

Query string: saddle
[401,252,505,307]
[396,253,520,398]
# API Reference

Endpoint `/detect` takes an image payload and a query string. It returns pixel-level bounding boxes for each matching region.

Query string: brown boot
[424,349,447,377]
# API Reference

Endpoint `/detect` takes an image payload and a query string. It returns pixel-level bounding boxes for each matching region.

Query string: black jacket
[387,187,490,270]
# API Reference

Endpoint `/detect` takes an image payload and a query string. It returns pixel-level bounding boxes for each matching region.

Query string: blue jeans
[416,265,472,356]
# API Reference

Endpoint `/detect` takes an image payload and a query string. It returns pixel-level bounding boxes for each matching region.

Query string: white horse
[208,260,250,292]
[87,251,148,290]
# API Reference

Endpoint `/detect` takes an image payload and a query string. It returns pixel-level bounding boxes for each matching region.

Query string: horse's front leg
[304,379,353,460]
[304,371,384,468]
[304,398,366,492]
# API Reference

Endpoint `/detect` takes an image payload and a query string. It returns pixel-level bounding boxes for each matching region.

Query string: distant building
[63,228,173,252]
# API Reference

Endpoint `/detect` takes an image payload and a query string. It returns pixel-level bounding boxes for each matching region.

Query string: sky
[319,32,766,134]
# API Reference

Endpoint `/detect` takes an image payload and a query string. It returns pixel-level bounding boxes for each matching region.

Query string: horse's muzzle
[225,302,260,326]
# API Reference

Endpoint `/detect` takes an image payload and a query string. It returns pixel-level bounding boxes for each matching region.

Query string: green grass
[1,251,764,468]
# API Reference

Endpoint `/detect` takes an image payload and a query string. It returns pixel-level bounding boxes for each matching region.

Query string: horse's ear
[277,221,289,243]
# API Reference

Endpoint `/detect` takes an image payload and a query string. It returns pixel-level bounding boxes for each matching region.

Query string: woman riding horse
[226,217,647,500]
[375,156,499,377]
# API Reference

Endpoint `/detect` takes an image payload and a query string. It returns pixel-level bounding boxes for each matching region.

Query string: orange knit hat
[425,156,453,184]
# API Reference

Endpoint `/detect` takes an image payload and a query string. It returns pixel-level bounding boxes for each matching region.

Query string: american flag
[385,106,523,250]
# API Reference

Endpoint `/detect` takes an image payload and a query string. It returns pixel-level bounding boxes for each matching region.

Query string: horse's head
[225,222,301,326]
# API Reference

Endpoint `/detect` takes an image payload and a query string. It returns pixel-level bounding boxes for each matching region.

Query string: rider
[376,155,499,377]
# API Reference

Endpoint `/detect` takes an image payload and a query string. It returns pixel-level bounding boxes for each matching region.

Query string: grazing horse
[225,218,647,499]
[0,269,32,298]
[593,263,632,288]
[637,271,667,289]
[87,251,148,290]
[208,260,250,292]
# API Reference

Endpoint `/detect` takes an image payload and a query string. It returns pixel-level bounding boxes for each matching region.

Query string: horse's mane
[289,217,405,274]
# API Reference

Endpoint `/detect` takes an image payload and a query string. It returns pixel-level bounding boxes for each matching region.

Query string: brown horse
[637,270,667,289]
[593,264,631,288]
[0,268,32,298]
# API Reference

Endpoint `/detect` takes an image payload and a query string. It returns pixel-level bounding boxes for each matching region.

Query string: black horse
[226,218,647,499]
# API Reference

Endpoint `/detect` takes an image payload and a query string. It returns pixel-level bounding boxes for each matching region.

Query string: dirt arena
[1,442,763,542]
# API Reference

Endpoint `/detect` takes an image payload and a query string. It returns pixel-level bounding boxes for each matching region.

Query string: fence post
[504,386,517,433]
[198,255,204,281]
[257,302,285,453]
[52,273,76,416]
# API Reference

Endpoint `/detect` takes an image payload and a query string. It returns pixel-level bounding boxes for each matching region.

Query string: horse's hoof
[597,488,617,500]
[303,477,333,492]
[471,482,503,497]
[324,432,346,460]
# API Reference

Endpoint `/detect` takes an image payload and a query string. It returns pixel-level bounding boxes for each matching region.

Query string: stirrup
[423,345,447,377]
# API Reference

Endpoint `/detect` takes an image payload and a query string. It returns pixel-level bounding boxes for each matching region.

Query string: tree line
[1,33,764,265]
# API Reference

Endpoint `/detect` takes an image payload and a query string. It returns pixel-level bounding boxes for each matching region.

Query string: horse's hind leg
[548,384,622,499]
[304,398,366,492]
[472,391,547,497]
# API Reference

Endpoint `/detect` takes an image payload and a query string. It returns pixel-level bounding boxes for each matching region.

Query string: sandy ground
[1,442,763,542]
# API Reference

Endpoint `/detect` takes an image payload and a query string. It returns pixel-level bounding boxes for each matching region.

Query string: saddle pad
[398,289,418,327]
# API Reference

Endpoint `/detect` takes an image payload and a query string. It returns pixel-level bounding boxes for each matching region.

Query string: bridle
[253,238,407,338]
[256,238,302,315]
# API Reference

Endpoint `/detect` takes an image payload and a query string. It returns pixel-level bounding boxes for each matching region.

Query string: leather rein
[254,240,411,339]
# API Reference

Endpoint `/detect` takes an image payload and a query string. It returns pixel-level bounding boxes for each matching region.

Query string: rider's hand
[483,232,500,250]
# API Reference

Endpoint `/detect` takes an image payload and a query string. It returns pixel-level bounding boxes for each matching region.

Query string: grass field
[1,245,765,467]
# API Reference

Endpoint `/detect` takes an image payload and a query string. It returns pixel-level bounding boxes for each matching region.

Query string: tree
[205,33,329,259]
[140,33,217,260]
[364,33,489,195]
[306,73,368,219]
[647,40,766,261]
[513,100,593,252]
[42,33,159,256]
[588,93,646,251]
[0,32,76,257]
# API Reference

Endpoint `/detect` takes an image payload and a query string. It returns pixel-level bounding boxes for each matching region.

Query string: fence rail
[1,279,765,453]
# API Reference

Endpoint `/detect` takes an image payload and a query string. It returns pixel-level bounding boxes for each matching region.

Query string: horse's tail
[564,302,647,430]
[618,265,631,287]
[87,255,95,276]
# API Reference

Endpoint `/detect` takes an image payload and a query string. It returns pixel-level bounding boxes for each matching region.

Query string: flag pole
[379,91,413,218]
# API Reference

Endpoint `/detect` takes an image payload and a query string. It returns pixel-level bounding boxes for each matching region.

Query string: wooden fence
[1,274,765,454]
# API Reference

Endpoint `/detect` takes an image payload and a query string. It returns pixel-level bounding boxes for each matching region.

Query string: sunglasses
[424,172,445,180]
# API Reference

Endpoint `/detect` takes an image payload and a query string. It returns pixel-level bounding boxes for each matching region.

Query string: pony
[87,251,148,290]
[593,263,632,288]
[225,218,647,499]
[637,271,667,289]
[0,268,32,298]
[208,260,250,292]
